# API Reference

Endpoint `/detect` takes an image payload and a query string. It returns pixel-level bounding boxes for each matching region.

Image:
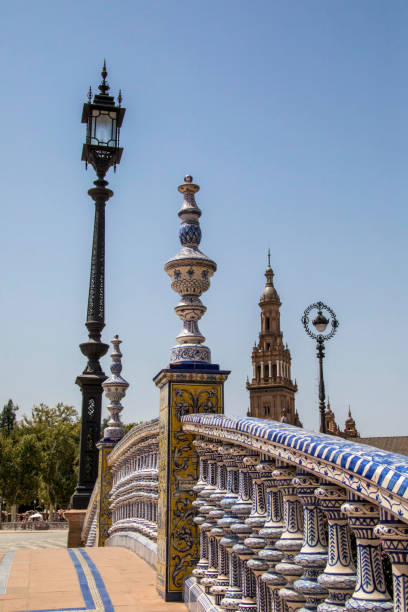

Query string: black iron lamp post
[70,62,126,510]
[301,301,339,434]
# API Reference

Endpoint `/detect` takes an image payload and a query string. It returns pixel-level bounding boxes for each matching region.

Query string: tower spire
[261,253,280,303]
[247,256,298,422]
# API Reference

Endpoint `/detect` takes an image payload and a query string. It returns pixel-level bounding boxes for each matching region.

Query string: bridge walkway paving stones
[0,545,187,612]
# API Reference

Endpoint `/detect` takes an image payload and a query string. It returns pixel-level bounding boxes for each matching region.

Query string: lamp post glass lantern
[302,301,339,434]
[70,62,126,510]
[81,60,125,177]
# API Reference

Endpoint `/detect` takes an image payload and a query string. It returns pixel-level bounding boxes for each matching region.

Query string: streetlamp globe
[302,301,339,434]
[312,310,329,333]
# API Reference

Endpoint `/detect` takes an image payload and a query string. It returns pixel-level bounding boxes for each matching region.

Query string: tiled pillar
[95,440,115,547]
[154,368,229,601]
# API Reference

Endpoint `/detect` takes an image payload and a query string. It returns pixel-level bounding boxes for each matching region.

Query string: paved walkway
[0,545,187,611]
[0,532,67,553]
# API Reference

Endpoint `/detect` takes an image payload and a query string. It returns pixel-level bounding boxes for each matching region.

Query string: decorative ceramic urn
[101,335,128,440]
[165,175,216,364]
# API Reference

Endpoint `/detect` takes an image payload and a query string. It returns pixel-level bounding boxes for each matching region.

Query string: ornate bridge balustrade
[82,483,99,547]
[181,414,408,612]
[104,418,159,568]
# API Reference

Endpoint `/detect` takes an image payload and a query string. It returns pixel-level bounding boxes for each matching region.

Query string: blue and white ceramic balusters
[341,496,392,611]
[293,472,328,611]
[274,462,306,611]
[374,510,408,612]
[314,484,356,612]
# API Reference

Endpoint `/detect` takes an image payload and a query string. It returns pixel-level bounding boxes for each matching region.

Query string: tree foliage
[0,401,138,511]
[0,399,19,434]
[0,402,80,510]
[21,403,80,508]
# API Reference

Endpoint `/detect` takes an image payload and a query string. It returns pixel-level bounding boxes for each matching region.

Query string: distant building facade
[246,255,300,425]
[325,402,359,438]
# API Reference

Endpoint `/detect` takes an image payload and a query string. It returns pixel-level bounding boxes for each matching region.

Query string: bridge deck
[0,546,187,612]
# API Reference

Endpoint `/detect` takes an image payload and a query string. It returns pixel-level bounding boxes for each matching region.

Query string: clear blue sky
[1,1,407,435]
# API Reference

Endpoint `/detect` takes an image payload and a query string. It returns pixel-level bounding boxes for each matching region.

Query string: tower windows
[265,316,270,331]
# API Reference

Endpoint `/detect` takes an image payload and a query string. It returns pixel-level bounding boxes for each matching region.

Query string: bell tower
[246,252,299,424]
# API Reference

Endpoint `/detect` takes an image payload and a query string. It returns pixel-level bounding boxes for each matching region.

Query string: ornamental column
[95,335,129,547]
[154,175,230,602]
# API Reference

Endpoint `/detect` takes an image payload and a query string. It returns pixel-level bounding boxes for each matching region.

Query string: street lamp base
[70,487,94,510]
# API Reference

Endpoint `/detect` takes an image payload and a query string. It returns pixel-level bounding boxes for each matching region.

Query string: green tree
[21,403,80,508]
[0,432,41,507]
[0,399,19,434]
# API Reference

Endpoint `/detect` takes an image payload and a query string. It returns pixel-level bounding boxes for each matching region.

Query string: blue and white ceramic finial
[101,335,129,441]
[164,175,217,364]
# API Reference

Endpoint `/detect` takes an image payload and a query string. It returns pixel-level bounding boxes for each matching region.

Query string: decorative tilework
[181,415,408,521]
[156,372,227,601]
[95,442,114,547]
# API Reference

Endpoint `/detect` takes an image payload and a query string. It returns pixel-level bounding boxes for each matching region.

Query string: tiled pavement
[0,544,188,612]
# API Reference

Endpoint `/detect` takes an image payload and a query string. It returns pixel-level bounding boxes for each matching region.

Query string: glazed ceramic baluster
[274,462,306,612]
[246,459,276,612]
[193,439,209,495]
[292,473,328,611]
[192,442,213,582]
[221,449,249,610]
[341,496,392,611]
[210,448,230,605]
[201,445,221,593]
[260,467,286,612]
[232,456,260,612]
[374,509,408,612]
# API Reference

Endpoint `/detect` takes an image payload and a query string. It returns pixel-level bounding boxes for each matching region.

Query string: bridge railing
[181,414,408,612]
[81,482,99,546]
[105,418,159,568]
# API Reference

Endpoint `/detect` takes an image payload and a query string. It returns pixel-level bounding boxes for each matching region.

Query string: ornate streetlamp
[70,62,126,510]
[301,301,339,434]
